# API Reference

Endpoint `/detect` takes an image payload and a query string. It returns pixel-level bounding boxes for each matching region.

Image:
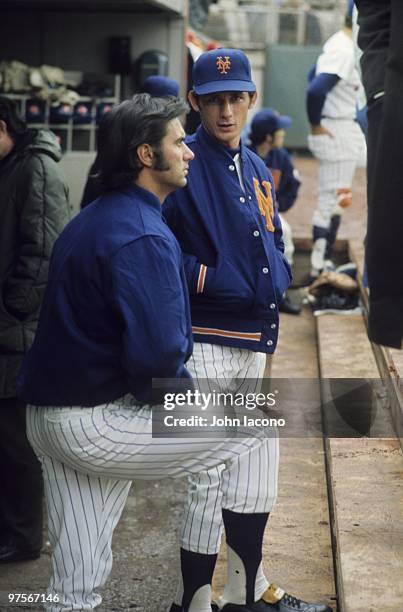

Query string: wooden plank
[327,438,403,612]
[317,314,403,612]
[348,240,403,448]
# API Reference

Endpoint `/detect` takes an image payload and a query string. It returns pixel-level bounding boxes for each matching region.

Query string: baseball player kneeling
[18,96,331,612]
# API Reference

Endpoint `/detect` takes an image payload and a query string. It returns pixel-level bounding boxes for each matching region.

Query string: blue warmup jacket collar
[163,125,292,354]
[18,183,193,406]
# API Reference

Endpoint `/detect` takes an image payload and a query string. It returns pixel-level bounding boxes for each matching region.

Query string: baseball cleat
[218,584,332,612]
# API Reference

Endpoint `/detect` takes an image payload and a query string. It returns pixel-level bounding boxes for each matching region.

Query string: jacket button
[269,303,276,309]
[262,267,269,274]
[267,340,273,346]
[239,196,245,203]
[248,196,252,200]
[229,164,235,171]
[253,230,260,237]
[271,323,276,329]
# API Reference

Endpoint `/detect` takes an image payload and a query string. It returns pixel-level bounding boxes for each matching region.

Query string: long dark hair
[97,94,188,189]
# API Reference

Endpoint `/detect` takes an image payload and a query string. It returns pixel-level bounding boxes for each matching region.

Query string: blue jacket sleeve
[263,171,292,296]
[164,197,258,309]
[163,199,209,296]
[109,236,192,389]
[178,251,258,313]
[306,72,340,125]
[307,63,317,83]
[276,153,301,213]
[272,198,293,289]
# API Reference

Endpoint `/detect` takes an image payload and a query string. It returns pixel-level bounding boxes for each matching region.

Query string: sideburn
[152,145,170,172]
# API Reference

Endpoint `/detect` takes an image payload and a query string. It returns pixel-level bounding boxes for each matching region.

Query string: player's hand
[310,124,334,138]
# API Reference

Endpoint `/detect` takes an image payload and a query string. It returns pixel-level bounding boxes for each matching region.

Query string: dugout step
[317,312,403,612]
[348,239,403,449]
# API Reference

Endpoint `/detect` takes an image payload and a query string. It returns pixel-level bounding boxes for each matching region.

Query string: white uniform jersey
[316,30,363,120]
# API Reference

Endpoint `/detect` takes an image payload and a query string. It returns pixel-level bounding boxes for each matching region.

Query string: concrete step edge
[316,312,403,612]
[348,239,403,449]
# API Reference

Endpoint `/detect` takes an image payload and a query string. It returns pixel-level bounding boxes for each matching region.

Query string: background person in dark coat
[0,97,71,563]
[356,0,403,348]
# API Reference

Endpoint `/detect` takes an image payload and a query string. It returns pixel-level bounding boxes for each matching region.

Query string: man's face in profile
[153,117,194,193]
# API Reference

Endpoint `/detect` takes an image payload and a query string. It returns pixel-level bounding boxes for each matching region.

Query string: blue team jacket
[164,126,292,354]
[256,147,301,213]
[17,185,193,406]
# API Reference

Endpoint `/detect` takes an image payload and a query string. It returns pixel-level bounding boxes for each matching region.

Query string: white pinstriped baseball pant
[308,118,367,231]
[278,214,295,267]
[26,347,278,611]
[308,118,366,271]
[180,344,279,556]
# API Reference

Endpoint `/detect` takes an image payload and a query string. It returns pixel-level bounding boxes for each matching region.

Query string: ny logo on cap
[216,56,231,75]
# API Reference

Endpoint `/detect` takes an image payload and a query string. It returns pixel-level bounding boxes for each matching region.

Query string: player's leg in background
[309,119,365,278]
[278,214,295,267]
[311,157,337,276]
[323,158,356,266]
[311,157,356,276]
[279,213,295,267]
[277,214,301,314]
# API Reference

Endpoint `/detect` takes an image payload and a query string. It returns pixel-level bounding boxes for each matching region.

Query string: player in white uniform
[306,1,366,278]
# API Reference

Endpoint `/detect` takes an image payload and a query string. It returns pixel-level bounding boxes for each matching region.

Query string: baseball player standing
[17,94,294,612]
[306,0,366,279]
[164,49,331,612]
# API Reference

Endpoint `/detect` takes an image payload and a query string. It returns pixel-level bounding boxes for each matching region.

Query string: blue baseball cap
[250,108,292,137]
[192,48,256,95]
[348,0,355,17]
[143,76,179,97]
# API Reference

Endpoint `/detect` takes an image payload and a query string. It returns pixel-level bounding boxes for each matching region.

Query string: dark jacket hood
[23,129,63,162]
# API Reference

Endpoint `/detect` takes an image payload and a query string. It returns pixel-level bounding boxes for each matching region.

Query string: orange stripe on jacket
[192,326,262,342]
[196,264,207,294]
